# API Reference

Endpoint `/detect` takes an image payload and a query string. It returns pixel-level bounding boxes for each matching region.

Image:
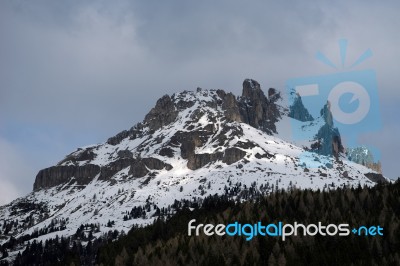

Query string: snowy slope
[0,84,389,261]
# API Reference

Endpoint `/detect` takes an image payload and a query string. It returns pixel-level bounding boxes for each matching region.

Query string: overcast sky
[1,0,399,205]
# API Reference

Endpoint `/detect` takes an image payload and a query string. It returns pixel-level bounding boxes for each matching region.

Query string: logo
[285,39,381,167]
[188,219,384,241]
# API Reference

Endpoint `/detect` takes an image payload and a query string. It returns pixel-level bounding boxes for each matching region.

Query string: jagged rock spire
[312,102,344,158]
[288,93,314,122]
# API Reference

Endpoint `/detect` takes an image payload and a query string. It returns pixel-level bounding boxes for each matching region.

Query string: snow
[0,88,389,260]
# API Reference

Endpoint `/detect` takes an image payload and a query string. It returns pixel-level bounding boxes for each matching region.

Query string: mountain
[0,79,388,263]
[347,146,382,173]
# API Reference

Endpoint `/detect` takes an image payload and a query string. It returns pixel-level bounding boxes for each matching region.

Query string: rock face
[166,122,247,170]
[364,172,387,183]
[144,95,179,131]
[99,158,134,180]
[34,164,101,190]
[289,93,314,122]
[142,80,283,135]
[217,90,242,123]
[222,148,247,165]
[34,157,172,190]
[106,124,145,146]
[185,147,247,170]
[312,102,344,158]
[239,79,281,134]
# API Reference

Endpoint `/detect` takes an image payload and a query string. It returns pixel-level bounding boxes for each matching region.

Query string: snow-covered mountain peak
[0,79,389,262]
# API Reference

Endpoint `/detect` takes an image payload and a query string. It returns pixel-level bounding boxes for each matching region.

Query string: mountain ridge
[0,79,388,262]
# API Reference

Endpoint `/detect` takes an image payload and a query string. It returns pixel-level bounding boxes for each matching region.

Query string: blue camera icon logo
[285,40,381,168]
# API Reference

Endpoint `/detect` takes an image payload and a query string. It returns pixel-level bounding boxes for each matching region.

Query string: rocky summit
[0,79,388,262]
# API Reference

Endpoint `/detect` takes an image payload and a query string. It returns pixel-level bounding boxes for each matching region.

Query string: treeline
[1,180,399,265]
[0,218,68,255]
[97,181,400,266]
[7,229,121,266]
[1,202,49,237]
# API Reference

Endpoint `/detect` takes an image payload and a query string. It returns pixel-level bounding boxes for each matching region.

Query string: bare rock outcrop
[34,164,101,190]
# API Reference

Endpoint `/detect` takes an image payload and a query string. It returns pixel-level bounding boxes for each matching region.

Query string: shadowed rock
[239,79,280,134]
[289,93,314,122]
[34,164,101,190]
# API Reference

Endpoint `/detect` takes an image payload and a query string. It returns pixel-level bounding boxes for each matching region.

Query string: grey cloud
[0,0,399,203]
